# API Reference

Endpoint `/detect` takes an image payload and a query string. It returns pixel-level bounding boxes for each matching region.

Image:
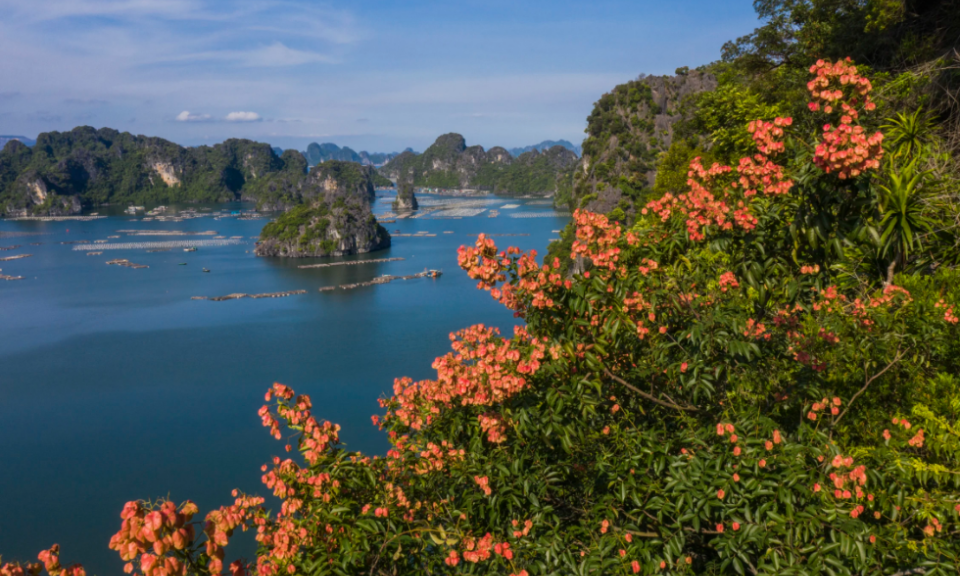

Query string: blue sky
[0,0,760,152]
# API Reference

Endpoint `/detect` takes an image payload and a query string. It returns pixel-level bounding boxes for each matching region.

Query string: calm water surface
[0,197,568,574]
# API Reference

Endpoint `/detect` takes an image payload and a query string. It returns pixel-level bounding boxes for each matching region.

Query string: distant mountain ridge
[379,133,578,196]
[509,139,581,158]
[0,135,36,148]
[302,142,411,168]
[0,125,388,217]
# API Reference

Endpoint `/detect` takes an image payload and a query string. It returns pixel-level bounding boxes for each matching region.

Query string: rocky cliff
[254,160,389,258]
[379,133,577,195]
[392,181,418,211]
[0,126,300,216]
[565,70,716,214]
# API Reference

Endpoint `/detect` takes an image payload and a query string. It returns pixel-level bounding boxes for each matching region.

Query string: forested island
[0,127,309,216]
[379,132,578,195]
[254,160,390,258]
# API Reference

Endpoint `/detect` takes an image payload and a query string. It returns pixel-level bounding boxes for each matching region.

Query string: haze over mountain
[302,143,411,167]
[380,133,577,196]
[0,136,35,148]
[509,140,581,157]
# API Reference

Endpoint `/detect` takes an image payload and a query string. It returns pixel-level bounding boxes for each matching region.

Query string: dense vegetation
[255,160,389,258]
[0,127,305,215]
[4,2,960,575]
[380,133,578,196]
[552,0,960,271]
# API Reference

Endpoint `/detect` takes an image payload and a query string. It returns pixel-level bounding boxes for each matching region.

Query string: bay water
[0,196,568,574]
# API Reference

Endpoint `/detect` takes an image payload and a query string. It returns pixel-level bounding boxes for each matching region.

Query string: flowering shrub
[4,59,960,576]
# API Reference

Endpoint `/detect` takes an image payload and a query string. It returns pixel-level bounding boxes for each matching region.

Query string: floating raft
[432,208,486,217]
[71,239,243,251]
[192,290,307,301]
[508,211,571,218]
[9,216,106,221]
[0,231,48,238]
[86,252,103,256]
[0,245,22,251]
[107,259,149,269]
[298,257,405,269]
[0,254,32,261]
[320,269,442,292]
[117,230,219,236]
[0,268,24,281]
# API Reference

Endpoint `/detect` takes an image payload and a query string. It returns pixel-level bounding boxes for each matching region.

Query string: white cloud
[242,42,336,67]
[175,110,211,122]
[224,111,261,122]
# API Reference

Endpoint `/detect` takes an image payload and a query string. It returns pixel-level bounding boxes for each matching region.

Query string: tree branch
[602,367,699,413]
[890,568,926,576]
[834,348,907,426]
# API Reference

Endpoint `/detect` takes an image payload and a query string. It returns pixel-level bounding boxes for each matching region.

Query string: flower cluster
[458,235,567,313]
[205,496,263,575]
[807,58,875,114]
[474,476,492,496]
[36,546,84,576]
[718,271,739,292]
[807,59,883,179]
[109,501,198,576]
[385,325,545,432]
[570,209,624,271]
[934,299,959,324]
[643,116,793,241]
[478,413,508,443]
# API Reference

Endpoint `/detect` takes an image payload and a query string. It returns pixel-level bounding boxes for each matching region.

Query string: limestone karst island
[2,1,960,575]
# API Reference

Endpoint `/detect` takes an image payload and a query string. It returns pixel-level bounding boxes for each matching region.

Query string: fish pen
[508,211,571,218]
[71,239,244,251]
[298,257,405,269]
[8,216,106,222]
[192,290,308,301]
[106,259,149,269]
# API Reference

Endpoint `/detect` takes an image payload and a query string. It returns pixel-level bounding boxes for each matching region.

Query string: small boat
[178,263,187,266]
[184,247,197,252]
[202,268,210,273]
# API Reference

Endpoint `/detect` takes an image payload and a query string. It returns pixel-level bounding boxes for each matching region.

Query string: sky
[0,0,761,153]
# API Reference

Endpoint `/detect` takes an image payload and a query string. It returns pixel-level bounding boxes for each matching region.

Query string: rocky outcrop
[0,126,296,216]
[379,133,576,195]
[151,162,181,187]
[568,70,717,214]
[255,160,389,258]
[392,181,418,211]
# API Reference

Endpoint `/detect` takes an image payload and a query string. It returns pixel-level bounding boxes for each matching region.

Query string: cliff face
[566,71,716,214]
[0,126,297,216]
[255,161,389,258]
[379,133,577,195]
[392,181,419,211]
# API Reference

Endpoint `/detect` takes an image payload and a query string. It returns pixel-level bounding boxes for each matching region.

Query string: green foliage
[260,203,330,242]
[691,84,785,163]
[0,126,300,214]
[654,140,714,195]
[379,134,576,196]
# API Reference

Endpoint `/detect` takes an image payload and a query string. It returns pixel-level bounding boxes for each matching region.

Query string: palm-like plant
[876,159,935,283]
[881,108,935,160]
